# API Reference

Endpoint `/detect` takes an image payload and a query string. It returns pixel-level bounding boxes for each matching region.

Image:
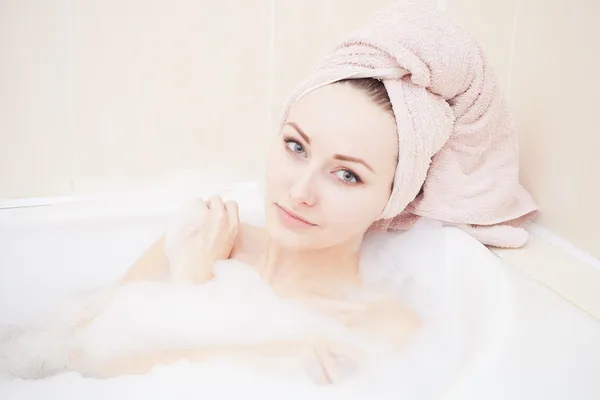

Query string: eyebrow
[334,154,374,172]
[285,121,374,173]
[285,122,310,144]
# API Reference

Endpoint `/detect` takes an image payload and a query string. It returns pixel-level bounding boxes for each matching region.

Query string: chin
[264,212,318,250]
[265,221,311,250]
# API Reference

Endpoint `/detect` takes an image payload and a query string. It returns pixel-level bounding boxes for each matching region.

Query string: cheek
[265,145,294,193]
[322,189,388,234]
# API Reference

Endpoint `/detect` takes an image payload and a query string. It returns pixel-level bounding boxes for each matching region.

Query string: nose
[289,172,317,208]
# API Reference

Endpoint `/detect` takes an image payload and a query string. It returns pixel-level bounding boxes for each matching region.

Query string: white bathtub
[0,182,516,399]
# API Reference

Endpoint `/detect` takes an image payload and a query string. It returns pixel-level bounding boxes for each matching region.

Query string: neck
[260,235,363,287]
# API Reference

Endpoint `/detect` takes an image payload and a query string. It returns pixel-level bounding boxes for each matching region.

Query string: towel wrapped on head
[278,0,538,248]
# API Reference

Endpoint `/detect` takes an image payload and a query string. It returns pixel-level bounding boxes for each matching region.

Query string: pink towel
[279,0,538,248]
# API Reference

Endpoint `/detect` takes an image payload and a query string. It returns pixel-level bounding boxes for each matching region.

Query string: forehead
[285,83,398,166]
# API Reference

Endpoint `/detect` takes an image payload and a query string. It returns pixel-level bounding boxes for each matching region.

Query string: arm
[83,337,365,386]
[120,235,170,284]
[73,197,239,329]
[71,236,171,330]
[118,227,219,285]
[89,340,311,378]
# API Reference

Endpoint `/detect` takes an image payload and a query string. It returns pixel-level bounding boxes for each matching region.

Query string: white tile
[447,0,517,93]
[69,0,271,196]
[493,233,600,320]
[0,0,74,198]
[508,0,600,257]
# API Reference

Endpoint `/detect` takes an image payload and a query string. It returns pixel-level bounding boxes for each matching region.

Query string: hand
[165,195,240,284]
[303,337,365,385]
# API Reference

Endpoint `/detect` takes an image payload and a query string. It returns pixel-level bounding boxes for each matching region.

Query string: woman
[74,78,422,384]
[5,0,537,386]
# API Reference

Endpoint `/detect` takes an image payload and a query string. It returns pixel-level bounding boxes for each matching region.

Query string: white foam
[0,182,514,400]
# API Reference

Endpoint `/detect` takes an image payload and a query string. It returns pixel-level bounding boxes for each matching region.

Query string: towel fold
[279,0,538,248]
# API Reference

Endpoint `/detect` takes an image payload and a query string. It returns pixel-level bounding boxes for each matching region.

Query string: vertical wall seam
[506,0,520,100]
[266,0,276,136]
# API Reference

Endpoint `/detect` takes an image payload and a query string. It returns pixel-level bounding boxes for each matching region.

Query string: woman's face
[264,82,398,250]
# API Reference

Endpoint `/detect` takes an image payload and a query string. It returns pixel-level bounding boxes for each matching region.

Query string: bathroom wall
[0,0,272,197]
[0,0,598,257]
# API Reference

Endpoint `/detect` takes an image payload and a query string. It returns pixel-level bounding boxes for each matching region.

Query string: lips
[275,204,317,227]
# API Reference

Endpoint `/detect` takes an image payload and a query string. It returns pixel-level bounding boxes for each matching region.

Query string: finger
[312,342,339,384]
[193,198,207,209]
[224,201,240,231]
[207,195,224,211]
[304,345,332,385]
[207,196,226,222]
[323,340,365,365]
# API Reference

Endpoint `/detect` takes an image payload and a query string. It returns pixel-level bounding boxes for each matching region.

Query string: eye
[284,138,307,157]
[334,169,362,185]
